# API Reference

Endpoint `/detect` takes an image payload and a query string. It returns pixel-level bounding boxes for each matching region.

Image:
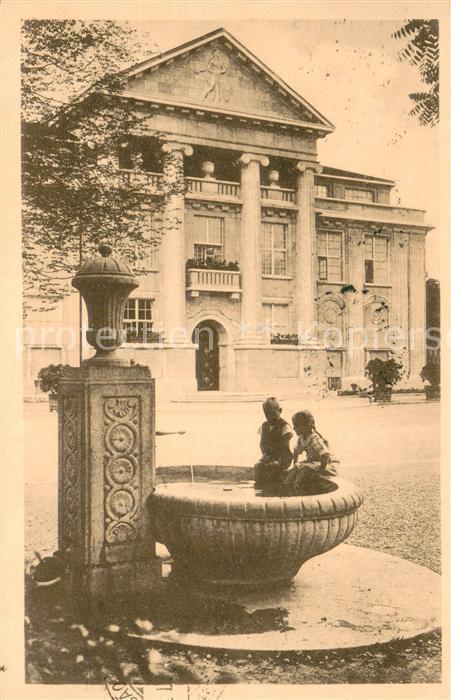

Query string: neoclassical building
[24,28,431,397]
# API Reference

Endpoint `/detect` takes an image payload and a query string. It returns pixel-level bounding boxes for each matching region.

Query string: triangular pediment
[123,29,334,130]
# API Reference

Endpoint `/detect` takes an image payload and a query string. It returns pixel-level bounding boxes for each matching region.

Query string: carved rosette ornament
[103,398,141,544]
[72,244,138,364]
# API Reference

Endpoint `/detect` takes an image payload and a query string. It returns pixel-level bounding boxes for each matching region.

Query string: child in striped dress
[283,410,338,494]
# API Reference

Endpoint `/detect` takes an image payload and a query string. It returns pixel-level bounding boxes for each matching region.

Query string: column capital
[240,153,269,167]
[296,162,322,175]
[161,141,193,157]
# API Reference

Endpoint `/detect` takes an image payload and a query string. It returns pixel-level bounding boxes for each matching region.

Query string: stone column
[160,141,193,344]
[238,153,269,343]
[391,230,410,380]
[408,232,427,385]
[346,227,365,377]
[295,163,321,341]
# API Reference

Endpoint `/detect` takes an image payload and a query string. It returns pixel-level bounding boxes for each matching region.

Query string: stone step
[172,391,279,403]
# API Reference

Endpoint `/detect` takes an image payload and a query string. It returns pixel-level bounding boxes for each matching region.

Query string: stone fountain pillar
[58,244,160,600]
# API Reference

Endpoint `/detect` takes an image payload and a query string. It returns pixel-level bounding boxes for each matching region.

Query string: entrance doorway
[193,321,220,391]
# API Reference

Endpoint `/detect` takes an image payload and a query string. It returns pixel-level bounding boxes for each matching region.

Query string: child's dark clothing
[259,418,293,466]
[254,418,293,486]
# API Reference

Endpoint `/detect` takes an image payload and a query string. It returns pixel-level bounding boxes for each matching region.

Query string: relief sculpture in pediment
[192,48,231,103]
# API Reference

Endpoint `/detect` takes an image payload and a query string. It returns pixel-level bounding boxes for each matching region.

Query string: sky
[138,19,440,279]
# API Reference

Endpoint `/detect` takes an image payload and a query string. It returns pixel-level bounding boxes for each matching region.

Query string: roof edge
[124,27,335,131]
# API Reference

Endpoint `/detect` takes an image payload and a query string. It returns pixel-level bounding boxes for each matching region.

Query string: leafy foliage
[420,357,440,387]
[270,333,300,345]
[22,20,179,313]
[365,358,403,391]
[392,20,439,126]
[37,364,72,395]
[185,257,240,271]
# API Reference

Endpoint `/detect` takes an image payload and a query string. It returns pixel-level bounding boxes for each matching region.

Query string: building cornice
[315,196,426,213]
[316,210,433,232]
[111,91,334,136]
[316,172,395,187]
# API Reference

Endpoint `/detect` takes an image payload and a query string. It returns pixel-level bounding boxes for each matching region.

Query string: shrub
[186,258,240,272]
[365,358,403,392]
[270,333,299,345]
[420,358,440,387]
[37,364,72,395]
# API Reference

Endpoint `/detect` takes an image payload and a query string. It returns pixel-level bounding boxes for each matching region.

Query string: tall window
[344,187,374,203]
[317,231,344,282]
[263,303,289,333]
[193,216,224,261]
[315,184,329,198]
[364,235,389,284]
[124,298,154,343]
[262,222,288,276]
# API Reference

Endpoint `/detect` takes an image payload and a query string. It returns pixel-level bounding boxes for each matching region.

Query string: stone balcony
[315,196,428,228]
[260,186,296,205]
[119,170,297,208]
[186,268,241,299]
[185,177,241,199]
[120,169,163,193]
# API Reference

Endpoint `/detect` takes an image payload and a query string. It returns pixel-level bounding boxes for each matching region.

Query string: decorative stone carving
[72,245,138,364]
[193,47,230,102]
[186,299,239,328]
[364,296,390,348]
[103,397,141,545]
[318,298,343,349]
[62,396,81,548]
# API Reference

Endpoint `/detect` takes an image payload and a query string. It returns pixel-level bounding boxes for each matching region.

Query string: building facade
[24,28,431,398]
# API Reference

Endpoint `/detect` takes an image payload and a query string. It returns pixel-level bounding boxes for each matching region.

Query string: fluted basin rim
[151,477,363,521]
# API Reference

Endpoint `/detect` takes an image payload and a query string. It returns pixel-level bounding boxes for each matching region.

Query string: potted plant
[365,358,402,402]
[420,358,440,400]
[37,364,71,411]
[185,258,240,272]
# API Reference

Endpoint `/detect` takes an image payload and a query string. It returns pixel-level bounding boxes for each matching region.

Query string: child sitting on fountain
[254,397,293,488]
[283,410,338,494]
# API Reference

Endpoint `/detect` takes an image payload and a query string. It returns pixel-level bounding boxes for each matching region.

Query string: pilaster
[391,231,410,378]
[346,227,365,376]
[408,232,426,384]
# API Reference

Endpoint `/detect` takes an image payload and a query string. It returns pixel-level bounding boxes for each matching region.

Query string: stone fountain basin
[149,466,364,587]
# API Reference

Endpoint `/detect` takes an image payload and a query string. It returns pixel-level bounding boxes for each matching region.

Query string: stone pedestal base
[139,544,440,652]
[58,363,160,601]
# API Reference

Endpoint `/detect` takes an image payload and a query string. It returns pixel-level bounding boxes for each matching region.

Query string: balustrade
[185,177,241,198]
[186,267,241,299]
[260,186,295,203]
[120,169,163,192]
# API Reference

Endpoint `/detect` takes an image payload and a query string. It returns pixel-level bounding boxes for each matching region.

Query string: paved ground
[24,396,442,684]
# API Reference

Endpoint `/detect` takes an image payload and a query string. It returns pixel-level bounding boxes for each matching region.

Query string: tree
[392,20,439,126]
[22,20,179,313]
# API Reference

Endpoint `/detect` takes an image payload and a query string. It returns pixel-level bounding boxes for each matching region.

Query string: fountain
[53,245,440,655]
[150,469,363,587]
[59,244,363,596]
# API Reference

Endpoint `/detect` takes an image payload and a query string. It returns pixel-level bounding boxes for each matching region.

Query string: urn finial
[72,244,139,364]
